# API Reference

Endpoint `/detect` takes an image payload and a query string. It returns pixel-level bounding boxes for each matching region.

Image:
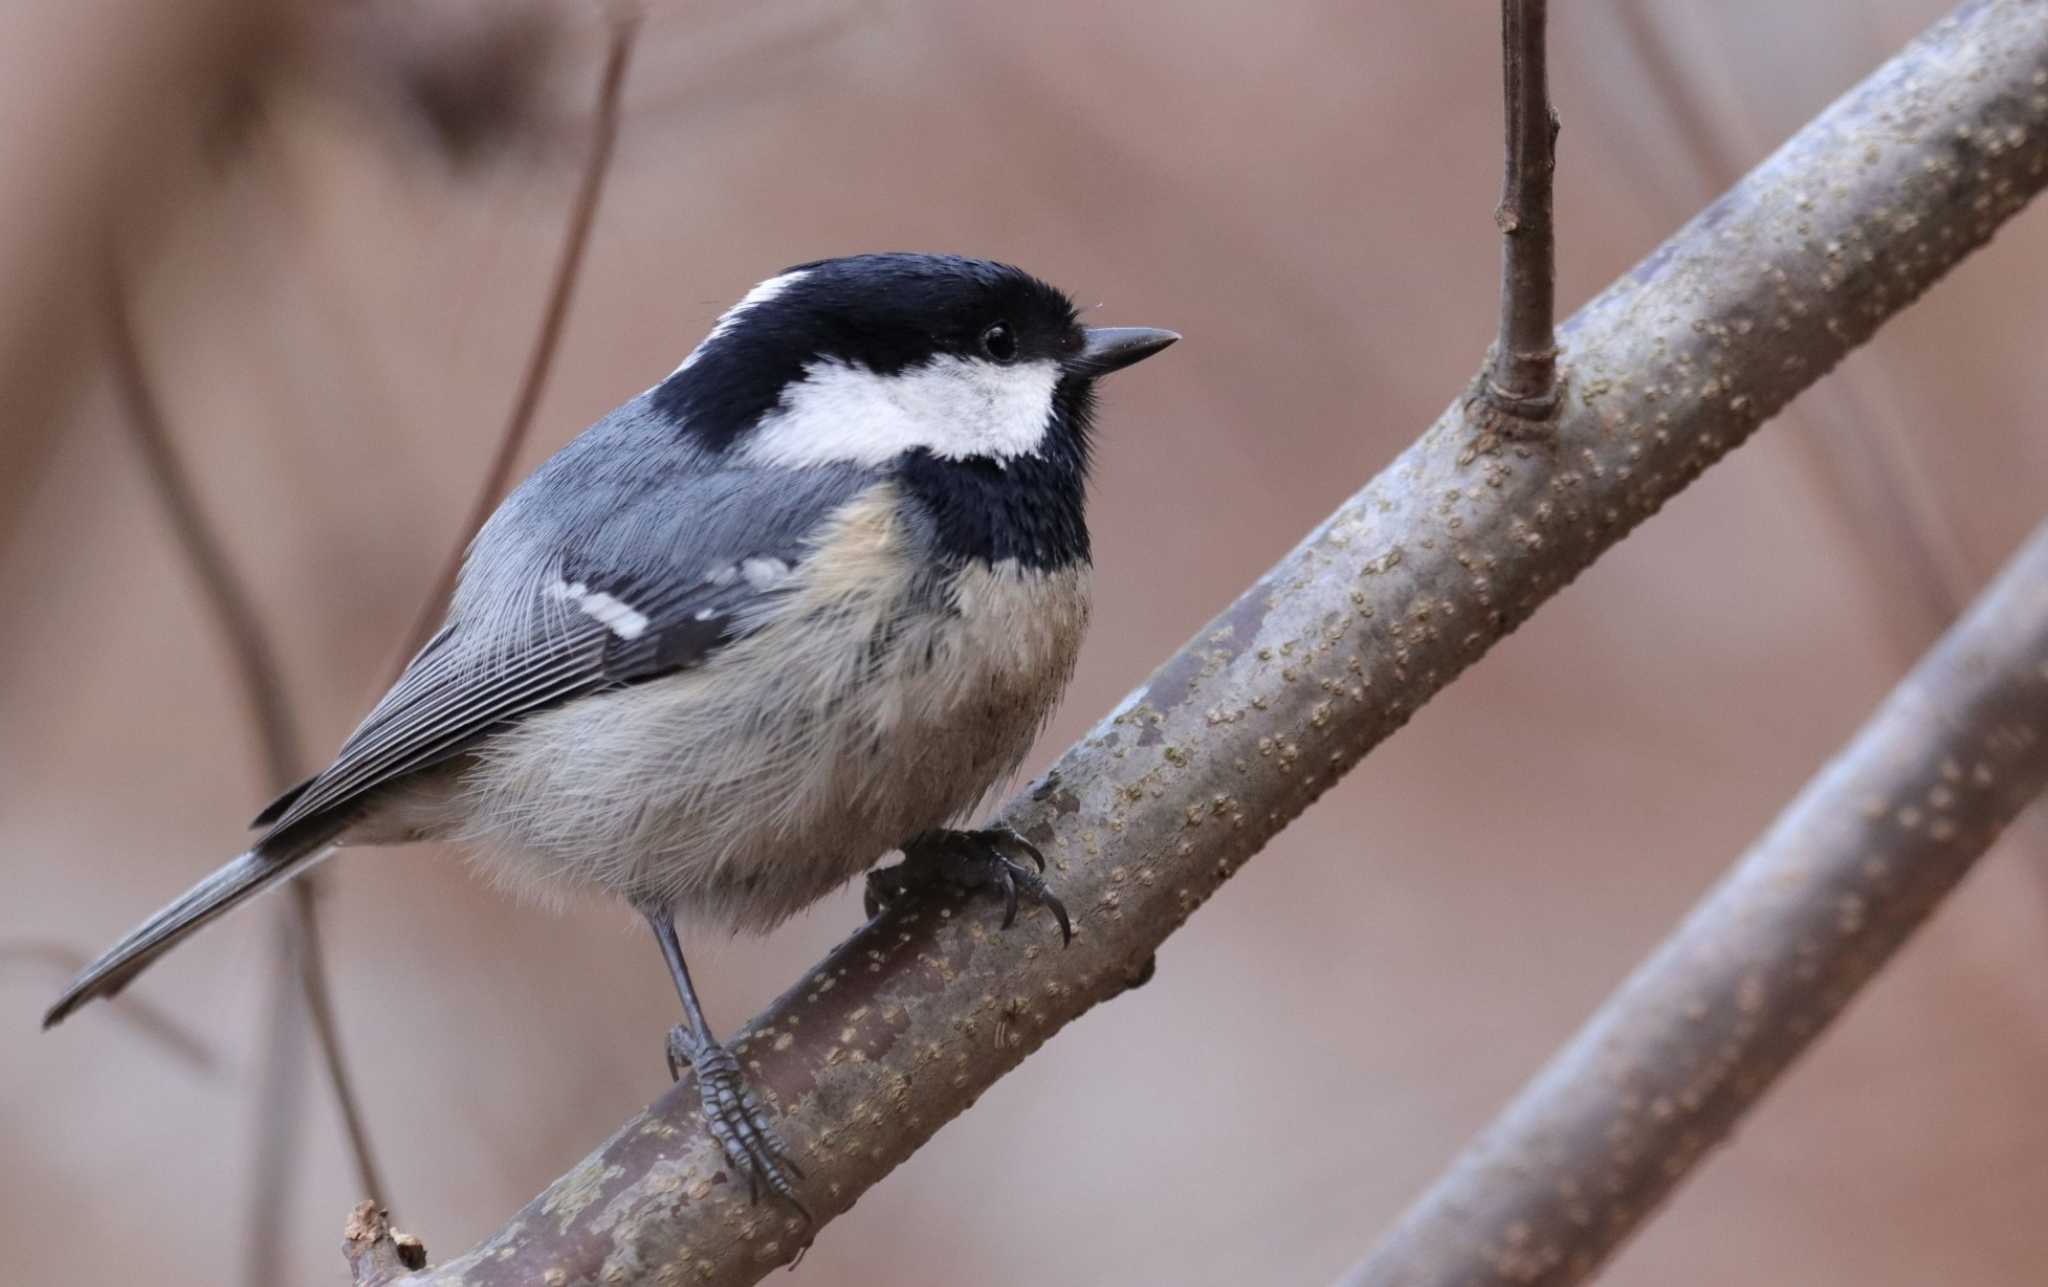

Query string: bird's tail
[42,833,338,1029]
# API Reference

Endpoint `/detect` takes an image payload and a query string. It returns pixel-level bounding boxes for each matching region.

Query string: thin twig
[243,911,312,1287]
[106,274,391,1214]
[292,880,390,1202]
[1484,0,1560,420]
[385,7,640,677]
[1345,518,2048,1287]
[106,281,303,790]
[0,941,214,1070]
[378,5,2048,1282]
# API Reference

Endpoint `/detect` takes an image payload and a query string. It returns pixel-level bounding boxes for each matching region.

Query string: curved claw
[988,831,1070,944]
[997,863,1020,928]
[1040,887,1074,946]
[991,827,1048,873]
[866,827,1073,945]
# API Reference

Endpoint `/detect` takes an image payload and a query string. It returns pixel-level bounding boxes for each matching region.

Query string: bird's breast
[869,554,1092,738]
[456,482,1090,927]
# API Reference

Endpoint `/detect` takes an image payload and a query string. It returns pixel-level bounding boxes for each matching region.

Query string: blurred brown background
[7,2,2048,1283]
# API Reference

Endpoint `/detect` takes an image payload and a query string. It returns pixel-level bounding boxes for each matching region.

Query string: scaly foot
[666,1027,809,1220]
[865,827,1073,944]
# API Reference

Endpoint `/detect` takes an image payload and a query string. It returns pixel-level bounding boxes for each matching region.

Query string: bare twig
[243,910,312,1287]
[1345,519,2048,1287]
[0,941,214,1069]
[385,7,639,675]
[1484,0,1560,420]
[107,280,303,789]
[105,276,391,1216]
[373,5,2048,1283]
[290,882,389,1204]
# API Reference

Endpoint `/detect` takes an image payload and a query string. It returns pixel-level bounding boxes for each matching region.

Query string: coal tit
[45,251,1177,1214]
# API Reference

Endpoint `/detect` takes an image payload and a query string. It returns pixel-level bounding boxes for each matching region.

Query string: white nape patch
[742,356,1062,469]
[667,270,811,378]
[544,578,650,640]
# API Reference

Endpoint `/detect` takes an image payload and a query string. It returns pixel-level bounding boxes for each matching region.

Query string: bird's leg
[640,906,808,1220]
[864,827,1073,944]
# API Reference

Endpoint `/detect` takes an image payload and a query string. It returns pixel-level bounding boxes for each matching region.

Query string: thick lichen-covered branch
[1344,517,2048,1287]
[378,3,2048,1283]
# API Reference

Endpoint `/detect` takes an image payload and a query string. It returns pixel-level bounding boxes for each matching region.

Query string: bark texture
[1345,518,2048,1287]
[387,2,2048,1282]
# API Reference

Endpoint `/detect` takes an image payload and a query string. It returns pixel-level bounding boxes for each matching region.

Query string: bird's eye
[980,322,1018,363]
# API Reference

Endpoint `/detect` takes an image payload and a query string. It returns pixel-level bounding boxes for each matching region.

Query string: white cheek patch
[667,269,811,378]
[543,578,650,640]
[743,356,1061,468]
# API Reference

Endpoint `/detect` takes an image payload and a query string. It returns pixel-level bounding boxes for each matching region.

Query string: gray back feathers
[254,396,881,844]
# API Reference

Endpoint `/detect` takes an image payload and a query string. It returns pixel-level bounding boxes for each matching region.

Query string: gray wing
[253,439,879,843]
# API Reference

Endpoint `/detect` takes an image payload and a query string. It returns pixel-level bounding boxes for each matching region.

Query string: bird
[44,251,1177,1214]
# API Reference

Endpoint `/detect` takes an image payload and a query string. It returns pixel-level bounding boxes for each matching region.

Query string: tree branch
[1610,0,2048,922]
[1484,0,1560,421]
[1615,0,2048,929]
[374,2,2048,1281]
[385,6,638,672]
[1345,516,2048,1286]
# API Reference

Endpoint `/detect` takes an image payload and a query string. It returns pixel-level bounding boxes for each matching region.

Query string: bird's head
[649,252,1177,474]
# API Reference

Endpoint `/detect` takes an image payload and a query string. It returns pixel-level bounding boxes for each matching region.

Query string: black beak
[1069,326,1180,376]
